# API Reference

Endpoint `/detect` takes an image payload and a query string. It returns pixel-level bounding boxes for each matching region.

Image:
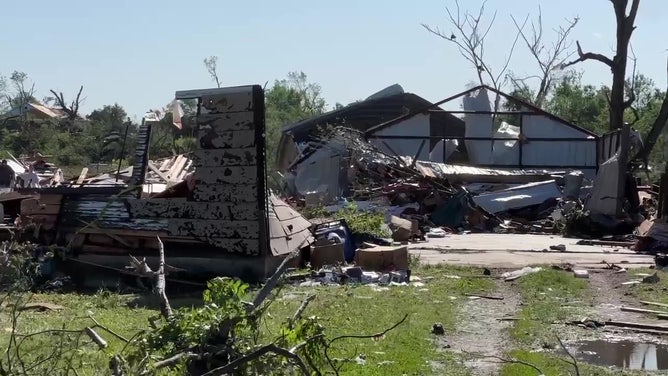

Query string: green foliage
[265,71,327,171]
[335,203,390,237]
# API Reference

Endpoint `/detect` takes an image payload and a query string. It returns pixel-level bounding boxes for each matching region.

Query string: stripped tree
[509,7,579,108]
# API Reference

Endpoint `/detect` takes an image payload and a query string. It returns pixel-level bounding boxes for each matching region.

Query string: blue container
[314,220,356,262]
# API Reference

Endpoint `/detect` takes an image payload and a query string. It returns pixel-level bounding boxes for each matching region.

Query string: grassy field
[0,264,494,375]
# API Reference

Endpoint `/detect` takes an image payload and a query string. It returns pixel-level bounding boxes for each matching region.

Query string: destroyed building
[19,85,313,285]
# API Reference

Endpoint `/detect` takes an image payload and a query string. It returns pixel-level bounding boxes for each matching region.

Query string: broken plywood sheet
[198,111,254,131]
[199,129,255,149]
[192,148,256,167]
[127,199,258,221]
[192,184,257,203]
[193,166,256,185]
[168,219,259,238]
[201,92,253,113]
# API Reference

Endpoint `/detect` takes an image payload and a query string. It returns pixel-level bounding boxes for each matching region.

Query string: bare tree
[49,85,84,121]
[203,56,221,88]
[422,0,525,93]
[509,7,579,108]
[562,0,640,132]
[7,71,35,113]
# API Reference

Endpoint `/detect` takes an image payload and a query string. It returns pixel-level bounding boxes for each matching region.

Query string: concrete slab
[409,234,653,268]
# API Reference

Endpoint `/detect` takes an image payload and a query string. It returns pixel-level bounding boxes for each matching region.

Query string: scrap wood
[14,302,64,311]
[640,300,668,309]
[70,258,204,287]
[576,239,635,247]
[605,320,668,332]
[465,293,504,300]
[148,161,172,183]
[75,167,89,185]
[620,306,668,315]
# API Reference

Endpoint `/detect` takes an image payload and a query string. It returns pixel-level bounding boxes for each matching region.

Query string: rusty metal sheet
[127,199,259,221]
[201,92,253,113]
[199,129,255,149]
[198,112,254,131]
[191,183,258,203]
[193,166,256,185]
[168,219,259,238]
[192,148,256,167]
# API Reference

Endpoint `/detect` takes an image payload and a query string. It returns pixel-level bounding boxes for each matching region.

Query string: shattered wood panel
[191,184,258,203]
[192,148,256,167]
[199,129,255,149]
[127,199,259,220]
[198,112,254,131]
[201,92,253,113]
[168,219,259,238]
[193,166,256,185]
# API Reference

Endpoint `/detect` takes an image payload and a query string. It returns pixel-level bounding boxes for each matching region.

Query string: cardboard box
[355,245,408,272]
[310,243,345,269]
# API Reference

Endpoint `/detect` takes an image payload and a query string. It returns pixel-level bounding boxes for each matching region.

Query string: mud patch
[445,279,520,375]
[574,339,668,370]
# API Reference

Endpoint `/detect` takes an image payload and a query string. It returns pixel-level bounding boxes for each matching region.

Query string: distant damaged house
[279,85,608,199]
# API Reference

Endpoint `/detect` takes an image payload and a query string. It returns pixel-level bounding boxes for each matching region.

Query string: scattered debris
[550,244,567,251]
[642,272,660,284]
[464,293,504,301]
[431,323,445,335]
[573,269,589,279]
[501,266,542,281]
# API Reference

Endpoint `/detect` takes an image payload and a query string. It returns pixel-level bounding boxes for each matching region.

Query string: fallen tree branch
[561,41,614,69]
[462,350,545,375]
[154,352,199,369]
[156,236,172,319]
[200,343,310,376]
[556,335,580,376]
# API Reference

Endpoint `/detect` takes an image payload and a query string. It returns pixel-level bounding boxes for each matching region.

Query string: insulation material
[585,153,619,216]
[491,122,520,165]
[472,180,561,214]
[429,139,458,163]
[462,88,494,164]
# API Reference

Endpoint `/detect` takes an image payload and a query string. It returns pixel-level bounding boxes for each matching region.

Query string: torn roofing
[281,90,465,142]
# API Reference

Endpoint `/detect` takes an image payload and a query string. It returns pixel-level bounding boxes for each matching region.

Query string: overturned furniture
[20,85,312,285]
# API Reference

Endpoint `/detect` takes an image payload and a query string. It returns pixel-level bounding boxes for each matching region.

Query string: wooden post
[616,122,631,217]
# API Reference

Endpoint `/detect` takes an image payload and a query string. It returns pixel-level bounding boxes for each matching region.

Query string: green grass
[0,290,155,375]
[264,264,493,376]
[0,265,493,375]
[626,268,668,305]
[511,269,589,346]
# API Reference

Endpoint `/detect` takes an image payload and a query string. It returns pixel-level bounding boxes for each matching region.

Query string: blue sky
[1,0,666,121]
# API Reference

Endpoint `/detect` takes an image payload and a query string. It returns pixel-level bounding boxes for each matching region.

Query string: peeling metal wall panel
[201,92,253,113]
[192,148,257,167]
[191,184,258,203]
[198,112,254,131]
[198,129,256,149]
[127,199,259,220]
[168,219,259,238]
[60,196,167,231]
[194,166,256,185]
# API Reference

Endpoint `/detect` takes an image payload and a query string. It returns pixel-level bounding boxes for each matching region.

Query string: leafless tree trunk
[50,85,84,121]
[562,0,640,131]
[509,7,579,108]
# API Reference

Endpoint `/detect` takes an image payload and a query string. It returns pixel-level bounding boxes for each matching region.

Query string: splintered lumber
[75,167,88,185]
[148,161,171,183]
[621,306,668,315]
[605,320,668,332]
[465,293,504,300]
[640,301,668,309]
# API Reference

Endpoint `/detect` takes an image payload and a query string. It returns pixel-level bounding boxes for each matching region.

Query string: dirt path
[445,278,521,376]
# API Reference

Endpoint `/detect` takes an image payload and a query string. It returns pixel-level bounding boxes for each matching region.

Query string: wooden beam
[148,161,172,183]
[75,167,89,185]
